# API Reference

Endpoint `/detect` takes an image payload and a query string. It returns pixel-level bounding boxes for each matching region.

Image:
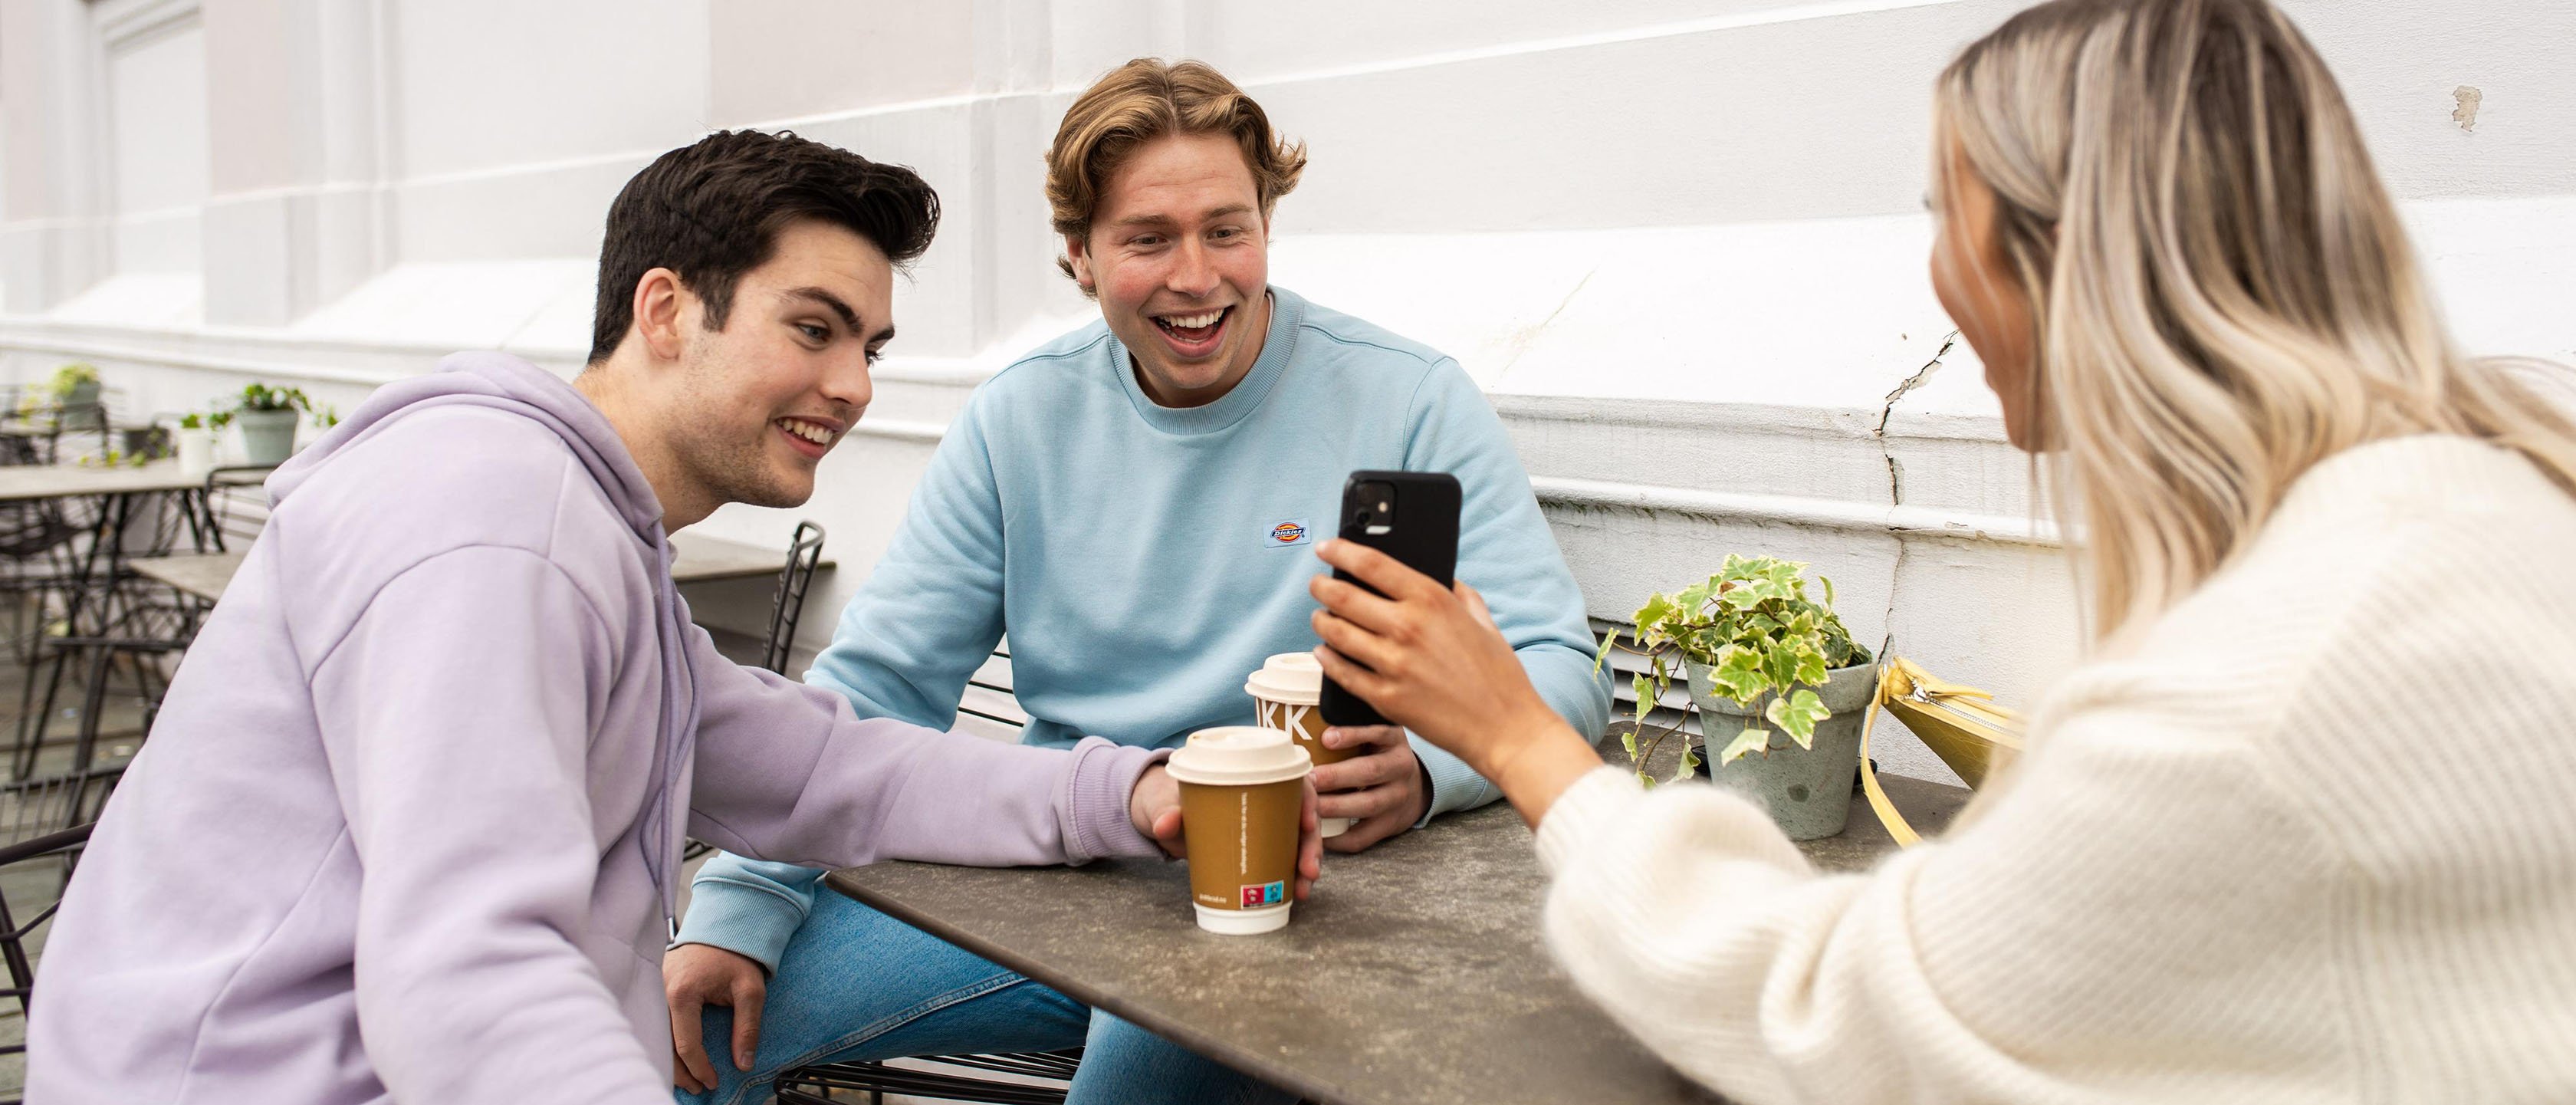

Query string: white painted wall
[2,0,2571,785]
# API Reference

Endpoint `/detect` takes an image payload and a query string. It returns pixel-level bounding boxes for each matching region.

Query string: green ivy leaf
[1710,646,1764,702]
[1793,646,1829,686]
[1761,644,1799,688]
[1717,725,1773,765]
[1631,593,1675,632]
[1765,689,1831,748]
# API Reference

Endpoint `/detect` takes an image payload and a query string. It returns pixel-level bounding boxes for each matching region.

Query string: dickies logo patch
[1265,519,1310,548]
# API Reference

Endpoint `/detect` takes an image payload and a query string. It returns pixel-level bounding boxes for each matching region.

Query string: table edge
[824,866,1361,1105]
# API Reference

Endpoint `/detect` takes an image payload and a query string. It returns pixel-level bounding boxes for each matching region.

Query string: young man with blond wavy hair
[664,61,1608,1104]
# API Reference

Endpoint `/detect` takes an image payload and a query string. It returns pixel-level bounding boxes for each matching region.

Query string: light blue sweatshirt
[680,286,1611,967]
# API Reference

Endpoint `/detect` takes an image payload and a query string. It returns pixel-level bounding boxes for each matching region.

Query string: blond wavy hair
[1937,0,2576,643]
[1046,58,1307,287]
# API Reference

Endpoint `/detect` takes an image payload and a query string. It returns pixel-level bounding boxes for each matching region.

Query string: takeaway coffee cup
[1165,726,1313,935]
[1246,652,1355,837]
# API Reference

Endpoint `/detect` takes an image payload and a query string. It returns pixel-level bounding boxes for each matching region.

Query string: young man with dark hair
[667,61,1609,1105]
[25,129,1313,1105]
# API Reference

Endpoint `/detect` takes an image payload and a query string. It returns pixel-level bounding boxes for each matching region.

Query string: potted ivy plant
[230,383,335,466]
[47,362,104,429]
[1595,554,1878,840]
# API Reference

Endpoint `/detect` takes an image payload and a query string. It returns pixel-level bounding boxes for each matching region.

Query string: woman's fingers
[1314,539,1445,603]
[1312,643,1396,712]
[1310,609,1404,681]
[1306,571,1407,636]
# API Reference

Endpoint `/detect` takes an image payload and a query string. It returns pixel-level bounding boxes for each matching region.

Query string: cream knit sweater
[1536,436,2576,1104]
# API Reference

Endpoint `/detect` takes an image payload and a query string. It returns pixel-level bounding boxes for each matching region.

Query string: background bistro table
[828,728,1971,1105]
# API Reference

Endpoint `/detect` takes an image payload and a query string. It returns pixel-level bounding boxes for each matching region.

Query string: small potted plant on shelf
[46,362,104,429]
[230,383,337,466]
[176,408,232,475]
[1595,554,1878,840]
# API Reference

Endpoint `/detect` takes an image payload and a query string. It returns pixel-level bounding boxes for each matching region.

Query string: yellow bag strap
[1858,663,1923,848]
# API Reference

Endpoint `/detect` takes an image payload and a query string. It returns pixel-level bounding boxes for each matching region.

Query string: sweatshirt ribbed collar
[1112,285,1306,436]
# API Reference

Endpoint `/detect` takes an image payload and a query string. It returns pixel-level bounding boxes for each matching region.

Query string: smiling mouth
[1152,305,1231,347]
[774,416,841,457]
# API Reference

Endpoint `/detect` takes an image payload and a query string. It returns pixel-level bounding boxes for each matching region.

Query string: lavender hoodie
[28,354,1165,1103]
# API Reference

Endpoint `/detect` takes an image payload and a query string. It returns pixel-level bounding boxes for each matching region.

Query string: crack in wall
[1495,268,1596,380]
[1872,331,1957,660]
[1874,331,1957,504]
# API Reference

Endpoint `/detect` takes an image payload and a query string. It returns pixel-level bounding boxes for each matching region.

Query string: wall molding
[1531,475,2059,548]
[835,386,2060,549]
[94,0,199,52]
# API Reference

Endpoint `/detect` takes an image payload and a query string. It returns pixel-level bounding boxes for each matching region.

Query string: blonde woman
[1308,0,2576,1100]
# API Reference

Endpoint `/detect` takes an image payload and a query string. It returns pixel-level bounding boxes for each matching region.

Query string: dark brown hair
[588,130,940,363]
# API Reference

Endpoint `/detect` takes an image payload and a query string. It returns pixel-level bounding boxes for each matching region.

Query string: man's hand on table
[1129,764,1325,901]
[665,942,765,1092]
[1313,725,1433,853]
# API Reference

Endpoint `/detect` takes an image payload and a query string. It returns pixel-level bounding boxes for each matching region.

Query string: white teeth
[1158,309,1224,330]
[781,419,833,446]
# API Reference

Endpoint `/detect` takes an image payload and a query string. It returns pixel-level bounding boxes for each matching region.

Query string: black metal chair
[759,521,828,677]
[181,465,276,555]
[0,821,92,1105]
[7,465,267,784]
[680,523,829,866]
[777,1047,1083,1105]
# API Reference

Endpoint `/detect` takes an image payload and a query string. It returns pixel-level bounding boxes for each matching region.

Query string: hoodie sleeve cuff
[1413,732,1501,825]
[1063,737,1170,862]
[672,874,813,975]
[1533,767,1645,877]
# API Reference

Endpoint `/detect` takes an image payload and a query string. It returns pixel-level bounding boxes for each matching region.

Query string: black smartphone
[1319,470,1462,728]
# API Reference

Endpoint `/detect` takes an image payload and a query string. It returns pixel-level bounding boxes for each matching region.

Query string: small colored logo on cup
[1240,880,1286,907]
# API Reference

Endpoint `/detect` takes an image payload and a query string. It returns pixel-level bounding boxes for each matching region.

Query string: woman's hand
[1307,540,1602,826]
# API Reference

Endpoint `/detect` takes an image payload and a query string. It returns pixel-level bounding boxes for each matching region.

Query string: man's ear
[1062,234,1095,294]
[632,267,690,361]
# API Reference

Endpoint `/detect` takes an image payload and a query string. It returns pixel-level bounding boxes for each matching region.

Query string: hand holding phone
[1319,470,1460,727]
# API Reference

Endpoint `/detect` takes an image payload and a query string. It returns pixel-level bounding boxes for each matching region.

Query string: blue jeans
[675,889,1294,1105]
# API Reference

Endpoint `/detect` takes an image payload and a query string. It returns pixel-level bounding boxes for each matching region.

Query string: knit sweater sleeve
[1532,673,2348,1105]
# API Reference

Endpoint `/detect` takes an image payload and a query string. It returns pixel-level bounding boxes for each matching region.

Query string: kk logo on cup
[1264,519,1310,549]
[1240,880,1286,907]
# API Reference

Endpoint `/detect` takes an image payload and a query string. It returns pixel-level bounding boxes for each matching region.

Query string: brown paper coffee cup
[1247,653,1355,837]
[1165,726,1312,935]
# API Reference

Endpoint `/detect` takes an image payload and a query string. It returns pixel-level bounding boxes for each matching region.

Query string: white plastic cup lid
[1165,726,1313,786]
[1244,652,1323,705]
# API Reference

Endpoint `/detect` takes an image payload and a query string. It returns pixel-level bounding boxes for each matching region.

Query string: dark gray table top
[827,729,1971,1105]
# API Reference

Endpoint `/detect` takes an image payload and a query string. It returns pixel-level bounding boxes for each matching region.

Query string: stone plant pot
[1687,659,1880,840]
[61,380,104,429]
[235,408,300,466]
